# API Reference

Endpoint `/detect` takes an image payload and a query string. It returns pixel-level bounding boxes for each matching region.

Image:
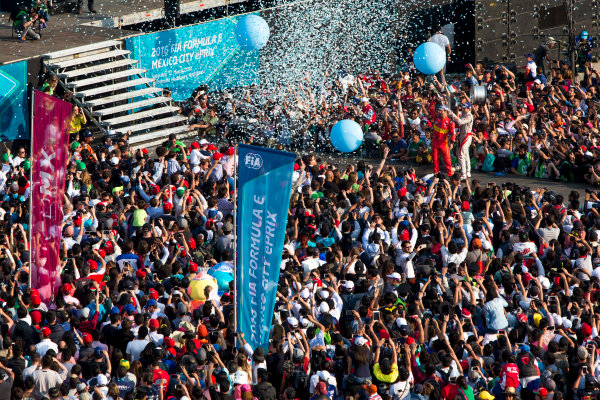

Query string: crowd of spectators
[3,34,600,400]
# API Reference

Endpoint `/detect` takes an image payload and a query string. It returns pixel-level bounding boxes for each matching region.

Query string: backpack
[290,365,309,398]
[436,367,450,386]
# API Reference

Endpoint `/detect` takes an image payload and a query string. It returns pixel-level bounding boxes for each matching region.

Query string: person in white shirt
[36,327,59,357]
[440,225,468,267]
[429,25,451,60]
[126,326,150,362]
[512,231,538,256]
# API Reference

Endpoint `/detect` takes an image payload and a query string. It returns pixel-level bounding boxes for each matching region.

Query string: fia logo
[244,153,263,170]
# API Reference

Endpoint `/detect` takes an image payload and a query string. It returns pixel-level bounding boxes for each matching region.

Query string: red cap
[188,262,198,273]
[583,323,593,336]
[213,152,223,161]
[379,329,390,339]
[149,288,159,300]
[151,185,160,195]
[163,202,173,212]
[198,324,208,337]
[536,388,548,397]
[41,327,51,337]
[207,144,218,151]
[104,242,114,255]
[136,269,146,278]
[206,219,214,229]
[149,319,159,329]
[461,308,472,319]
[294,163,299,171]
[98,248,106,258]
[460,360,469,372]
[517,313,527,323]
[398,187,407,197]
[141,148,148,155]
[406,336,415,345]
[167,348,176,357]
[400,229,410,241]
[191,142,200,149]
[164,337,175,348]
[62,283,73,294]
[31,310,42,324]
[88,259,98,272]
[31,291,41,306]
[187,238,196,250]
[82,333,93,344]
[74,215,82,227]
[462,200,470,211]
[225,147,235,156]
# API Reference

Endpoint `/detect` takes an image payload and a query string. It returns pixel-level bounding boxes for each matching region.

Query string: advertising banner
[0,61,29,140]
[125,15,259,101]
[236,144,295,351]
[31,90,72,303]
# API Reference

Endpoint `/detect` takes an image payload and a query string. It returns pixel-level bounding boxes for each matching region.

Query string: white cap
[198,139,210,146]
[539,276,550,290]
[534,79,542,84]
[361,97,369,103]
[553,314,563,327]
[231,370,249,385]
[563,319,573,329]
[342,281,355,290]
[97,375,108,386]
[299,316,310,327]
[320,290,330,299]
[287,317,299,327]
[387,272,402,280]
[396,317,408,328]
[300,288,310,299]
[354,336,367,346]
[319,302,330,314]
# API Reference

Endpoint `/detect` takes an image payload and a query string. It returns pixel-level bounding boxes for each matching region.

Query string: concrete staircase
[42,40,195,149]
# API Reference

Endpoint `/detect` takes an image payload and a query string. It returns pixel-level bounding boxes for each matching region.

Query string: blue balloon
[235,15,270,51]
[413,42,446,75]
[208,263,234,291]
[330,120,364,153]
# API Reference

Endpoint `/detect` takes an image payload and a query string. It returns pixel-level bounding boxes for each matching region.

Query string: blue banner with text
[125,16,259,101]
[236,144,295,351]
[0,61,29,140]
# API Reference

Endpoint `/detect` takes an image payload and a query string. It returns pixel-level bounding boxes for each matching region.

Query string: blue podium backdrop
[0,61,29,140]
[126,15,260,101]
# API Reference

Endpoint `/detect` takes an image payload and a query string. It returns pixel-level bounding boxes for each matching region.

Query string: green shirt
[132,209,148,227]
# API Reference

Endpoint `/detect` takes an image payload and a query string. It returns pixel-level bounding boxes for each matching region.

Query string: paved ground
[294,151,590,199]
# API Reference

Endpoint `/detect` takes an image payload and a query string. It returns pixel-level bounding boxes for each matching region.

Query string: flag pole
[233,143,238,345]
[28,89,34,289]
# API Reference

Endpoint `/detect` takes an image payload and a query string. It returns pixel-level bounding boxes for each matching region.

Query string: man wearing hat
[448,101,474,180]
[431,103,455,176]
[35,327,58,357]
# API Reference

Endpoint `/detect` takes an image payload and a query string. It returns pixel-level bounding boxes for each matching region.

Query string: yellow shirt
[70,115,85,134]
[373,363,399,383]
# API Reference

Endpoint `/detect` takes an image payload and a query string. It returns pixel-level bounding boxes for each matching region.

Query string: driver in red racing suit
[431,104,455,176]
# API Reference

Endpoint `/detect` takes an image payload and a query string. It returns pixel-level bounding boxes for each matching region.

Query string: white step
[59,59,139,79]
[102,106,181,126]
[47,49,131,69]
[43,40,122,60]
[115,115,188,133]
[68,69,147,89]
[92,96,172,116]
[84,87,162,107]
[75,78,154,98]
[129,125,194,146]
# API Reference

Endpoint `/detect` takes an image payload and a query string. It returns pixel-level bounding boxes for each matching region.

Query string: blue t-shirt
[484,296,509,330]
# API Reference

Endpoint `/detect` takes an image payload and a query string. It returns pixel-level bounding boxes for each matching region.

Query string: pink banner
[31,90,72,303]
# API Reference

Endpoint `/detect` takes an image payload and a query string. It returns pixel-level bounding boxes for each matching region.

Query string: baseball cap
[82,333,93,344]
[41,326,51,337]
[149,319,159,329]
[386,272,401,280]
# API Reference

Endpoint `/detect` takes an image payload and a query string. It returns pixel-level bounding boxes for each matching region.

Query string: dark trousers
[76,0,93,11]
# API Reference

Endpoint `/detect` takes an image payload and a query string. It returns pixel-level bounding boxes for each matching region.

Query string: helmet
[581,30,589,39]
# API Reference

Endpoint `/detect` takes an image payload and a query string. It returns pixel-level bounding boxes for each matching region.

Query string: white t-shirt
[430,33,450,53]
[126,339,150,361]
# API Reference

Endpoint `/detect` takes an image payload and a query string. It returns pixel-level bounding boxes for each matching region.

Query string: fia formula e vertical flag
[236,144,295,351]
